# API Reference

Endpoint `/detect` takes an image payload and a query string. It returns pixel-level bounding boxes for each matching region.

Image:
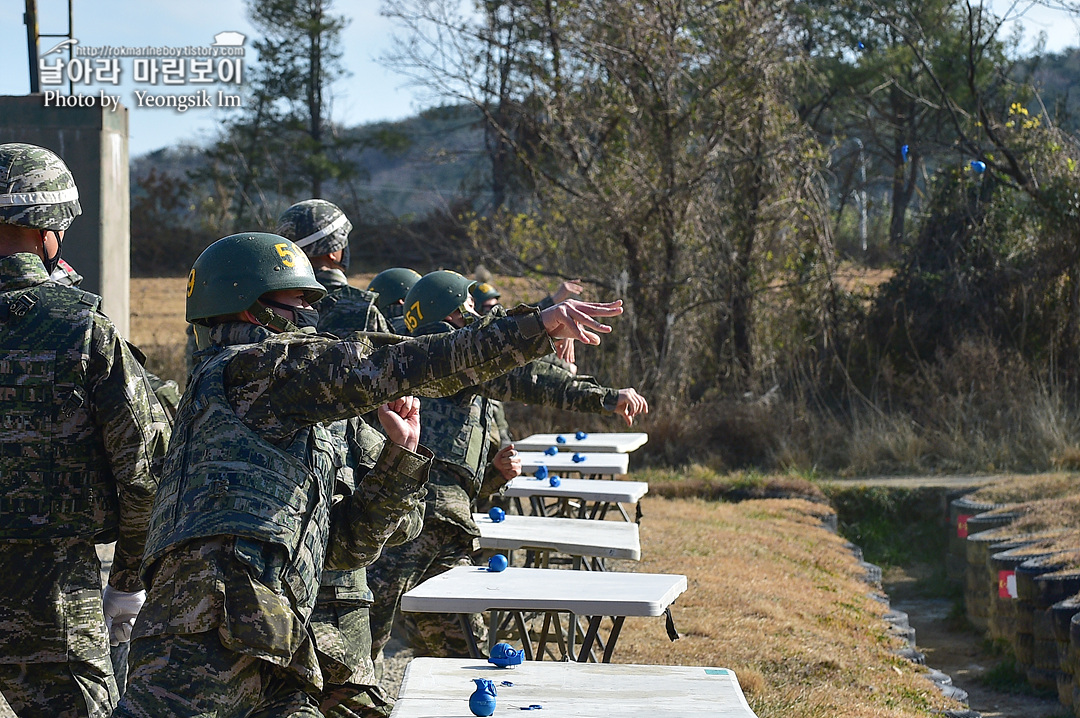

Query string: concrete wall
[0,95,130,336]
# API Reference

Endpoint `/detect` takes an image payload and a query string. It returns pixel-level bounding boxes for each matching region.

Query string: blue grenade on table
[572,453,586,463]
[534,465,549,480]
[544,446,558,456]
[470,678,498,716]
[575,431,588,440]
[556,435,566,444]
[489,642,524,667]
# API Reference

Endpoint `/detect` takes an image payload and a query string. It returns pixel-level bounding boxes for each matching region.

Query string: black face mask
[260,298,320,331]
[40,231,61,275]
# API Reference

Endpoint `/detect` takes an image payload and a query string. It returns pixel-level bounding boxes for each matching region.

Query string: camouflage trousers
[0,539,117,718]
[367,519,485,661]
[319,683,392,718]
[113,631,321,718]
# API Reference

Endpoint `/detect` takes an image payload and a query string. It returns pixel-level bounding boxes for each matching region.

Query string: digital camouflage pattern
[121,306,553,715]
[367,519,486,662]
[314,268,393,336]
[0,253,170,717]
[118,629,322,718]
[309,306,424,718]
[276,199,352,259]
[0,143,82,231]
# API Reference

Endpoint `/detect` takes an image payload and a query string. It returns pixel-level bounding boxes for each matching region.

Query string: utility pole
[24,0,40,94]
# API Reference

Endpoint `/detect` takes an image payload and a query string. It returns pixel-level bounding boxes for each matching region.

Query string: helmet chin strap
[39,231,61,274]
[246,302,299,334]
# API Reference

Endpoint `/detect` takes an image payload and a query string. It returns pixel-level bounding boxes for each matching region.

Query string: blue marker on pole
[901,144,909,163]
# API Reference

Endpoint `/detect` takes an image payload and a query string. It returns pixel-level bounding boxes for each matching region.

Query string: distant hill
[1025,47,1080,132]
[131,103,490,222]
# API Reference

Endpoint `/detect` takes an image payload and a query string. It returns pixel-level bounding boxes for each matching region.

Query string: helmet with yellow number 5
[401,270,476,334]
[186,232,326,325]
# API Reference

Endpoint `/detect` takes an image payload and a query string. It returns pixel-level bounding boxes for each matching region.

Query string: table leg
[602,616,626,663]
[513,496,526,516]
[577,615,604,662]
[616,503,632,522]
[566,612,576,660]
[513,611,534,660]
[459,613,482,659]
[488,610,500,654]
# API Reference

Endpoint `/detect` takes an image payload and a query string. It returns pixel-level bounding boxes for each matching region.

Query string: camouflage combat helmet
[401,270,476,334]
[187,232,326,326]
[0,142,81,231]
[470,282,501,304]
[275,199,352,261]
[368,267,422,315]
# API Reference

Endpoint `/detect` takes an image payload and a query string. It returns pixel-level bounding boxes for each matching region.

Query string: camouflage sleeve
[385,501,425,547]
[229,308,553,442]
[535,295,555,310]
[477,357,619,414]
[366,305,394,334]
[88,315,171,592]
[324,442,433,571]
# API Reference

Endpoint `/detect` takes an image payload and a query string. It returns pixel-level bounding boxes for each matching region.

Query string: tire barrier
[949,483,1080,715]
[949,496,1004,583]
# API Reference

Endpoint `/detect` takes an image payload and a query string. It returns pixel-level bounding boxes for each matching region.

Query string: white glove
[102,585,146,646]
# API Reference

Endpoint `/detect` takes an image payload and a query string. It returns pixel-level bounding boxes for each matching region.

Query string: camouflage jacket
[0,252,170,591]
[314,268,393,336]
[136,309,552,683]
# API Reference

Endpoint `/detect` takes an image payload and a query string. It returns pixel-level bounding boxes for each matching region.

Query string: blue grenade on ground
[469,678,498,716]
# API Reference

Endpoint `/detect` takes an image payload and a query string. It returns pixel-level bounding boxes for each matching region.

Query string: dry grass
[616,497,964,717]
[965,473,1080,504]
[973,493,1080,535]
[635,465,827,503]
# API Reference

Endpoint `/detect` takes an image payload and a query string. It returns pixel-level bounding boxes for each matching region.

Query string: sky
[1,0,1078,158]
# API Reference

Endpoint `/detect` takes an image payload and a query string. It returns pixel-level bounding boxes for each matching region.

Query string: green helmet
[186,232,326,325]
[401,270,476,334]
[368,267,422,316]
[0,143,82,231]
[275,199,352,261]
[470,282,501,303]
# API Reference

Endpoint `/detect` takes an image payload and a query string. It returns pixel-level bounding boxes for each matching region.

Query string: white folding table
[392,658,760,718]
[502,477,648,522]
[474,512,640,570]
[515,432,649,453]
[518,450,629,479]
[400,565,685,663]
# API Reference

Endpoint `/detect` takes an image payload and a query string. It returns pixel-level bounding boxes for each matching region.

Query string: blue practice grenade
[470,678,498,716]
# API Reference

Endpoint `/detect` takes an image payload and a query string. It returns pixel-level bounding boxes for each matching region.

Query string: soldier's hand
[555,338,576,367]
[493,444,521,482]
[102,585,146,646]
[378,396,421,453]
[614,388,649,426]
[552,280,584,304]
[540,299,622,345]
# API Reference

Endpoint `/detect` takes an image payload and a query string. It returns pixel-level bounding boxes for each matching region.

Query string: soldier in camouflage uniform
[115,233,623,718]
[277,201,417,718]
[0,143,172,717]
[276,200,392,335]
[368,271,648,661]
